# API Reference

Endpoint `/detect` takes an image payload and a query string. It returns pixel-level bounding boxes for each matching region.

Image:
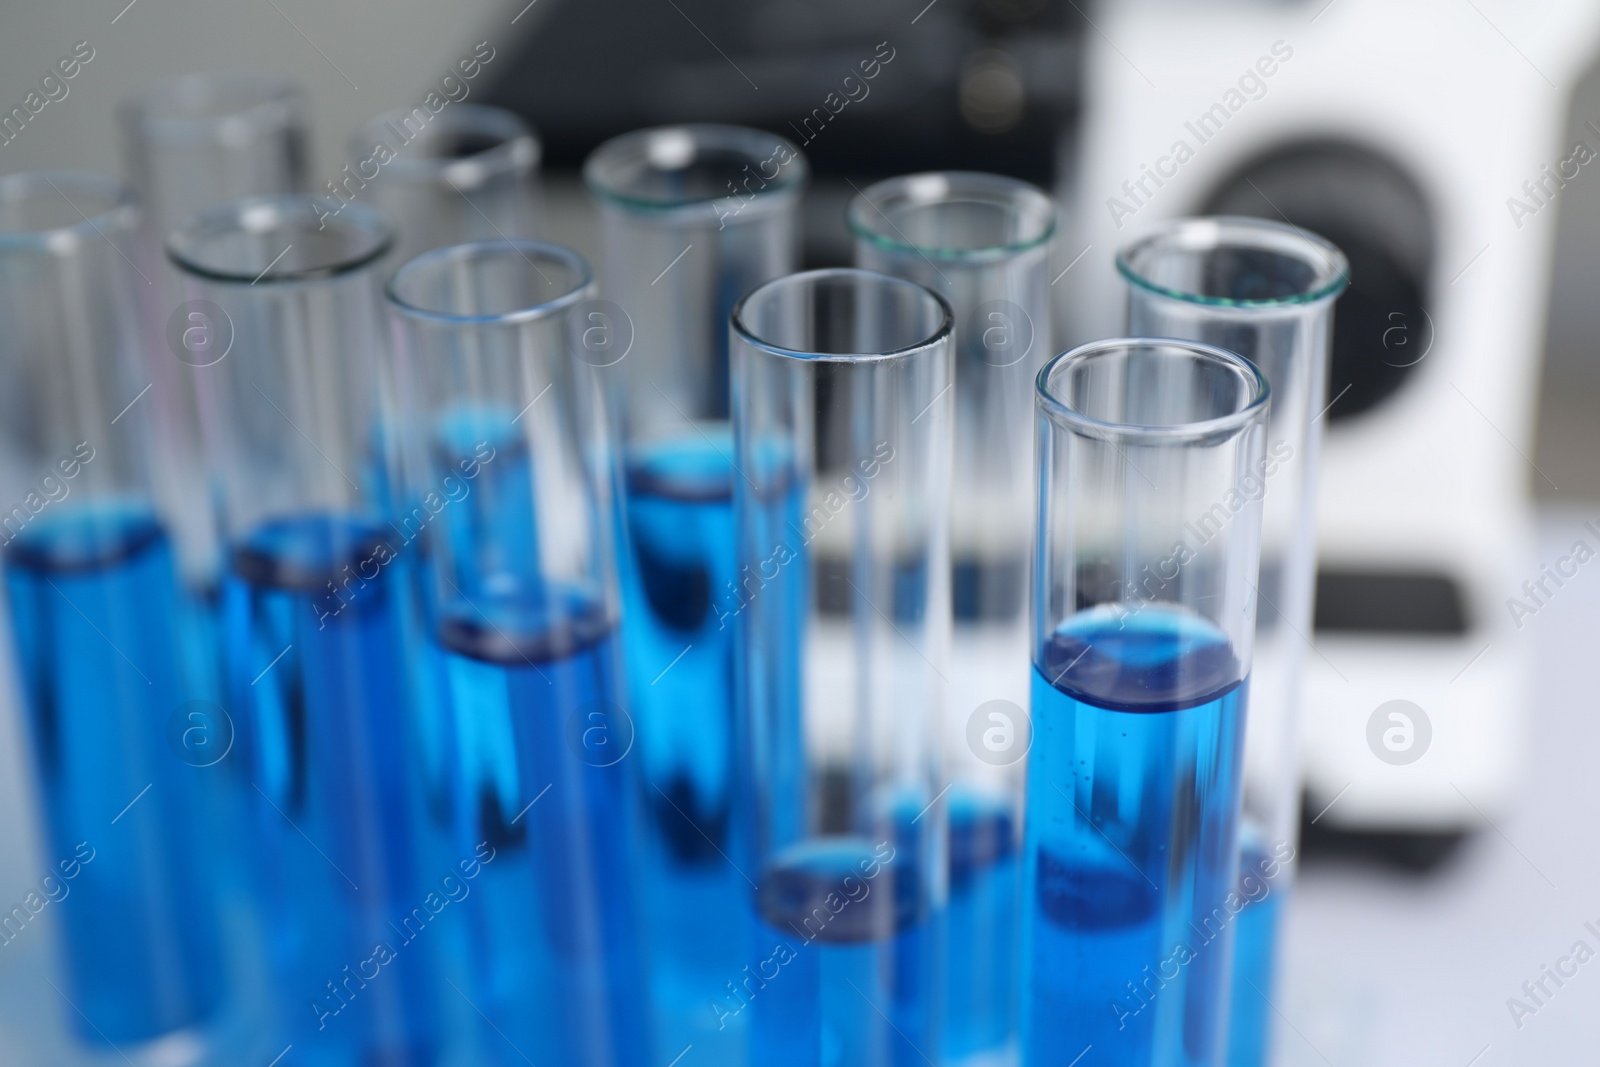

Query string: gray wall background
[0,0,523,179]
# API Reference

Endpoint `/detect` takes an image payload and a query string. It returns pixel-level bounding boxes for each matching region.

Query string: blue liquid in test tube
[944,787,1018,1056]
[227,513,441,1063]
[430,425,648,1067]
[6,505,226,1042]
[437,605,646,1064]
[1224,853,1281,1067]
[751,825,935,1067]
[622,434,745,1002]
[1023,606,1245,1066]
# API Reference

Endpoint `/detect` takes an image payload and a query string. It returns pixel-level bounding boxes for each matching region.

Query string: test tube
[166,196,444,1064]
[0,171,227,1046]
[1117,218,1347,1067]
[583,123,805,1053]
[1022,339,1270,1066]
[850,170,1055,1061]
[730,268,953,1065]
[350,103,540,271]
[385,239,648,1066]
[120,72,306,241]
[117,77,311,987]
[118,72,308,602]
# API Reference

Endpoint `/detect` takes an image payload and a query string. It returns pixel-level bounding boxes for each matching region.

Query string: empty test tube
[350,103,540,271]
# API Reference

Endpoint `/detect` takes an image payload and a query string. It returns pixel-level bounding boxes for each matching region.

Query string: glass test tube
[850,171,1055,1062]
[584,123,806,1055]
[385,239,648,1067]
[1021,339,1270,1067]
[167,197,445,1065]
[118,72,308,602]
[350,104,540,271]
[118,77,311,996]
[0,172,227,1047]
[731,268,953,1066]
[1118,218,1347,1067]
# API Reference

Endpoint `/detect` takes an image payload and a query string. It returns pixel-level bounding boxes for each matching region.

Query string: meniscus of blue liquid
[5,502,228,1046]
[750,830,935,1067]
[1020,604,1247,1067]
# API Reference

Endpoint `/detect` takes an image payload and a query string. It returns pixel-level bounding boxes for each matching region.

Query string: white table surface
[1272,503,1600,1067]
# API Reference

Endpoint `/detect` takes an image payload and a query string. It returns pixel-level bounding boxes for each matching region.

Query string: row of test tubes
[0,73,1346,1067]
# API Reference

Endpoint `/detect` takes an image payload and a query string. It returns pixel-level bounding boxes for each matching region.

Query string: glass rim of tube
[166,194,392,285]
[0,169,136,249]
[846,169,1058,260]
[731,267,953,364]
[117,70,302,143]
[1038,337,1271,444]
[351,103,541,187]
[385,238,594,325]
[1116,215,1350,310]
[583,122,808,214]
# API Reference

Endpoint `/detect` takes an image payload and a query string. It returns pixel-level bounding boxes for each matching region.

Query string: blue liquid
[438,593,650,1066]
[4,503,226,1044]
[751,834,935,1067]
[1020,605,1247,1067]
[1225,849,1282,1067]
[620,433,750,1051]
[226,513,441,1064]
[943,788,1018,1060]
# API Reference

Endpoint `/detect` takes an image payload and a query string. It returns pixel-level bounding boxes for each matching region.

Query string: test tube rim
[1036,336,1271,445]
[583,122,808,215]
[731,267,953,365]
[166,194,392,285]
[385,238,595,327]
[117,71,305,146]
[349,103,541,189]
[0,169,138,252]
[1116,215,1350,312]
[846,170,1058,262]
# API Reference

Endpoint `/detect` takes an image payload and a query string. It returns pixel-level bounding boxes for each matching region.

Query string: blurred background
[1,0,1598,1063]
